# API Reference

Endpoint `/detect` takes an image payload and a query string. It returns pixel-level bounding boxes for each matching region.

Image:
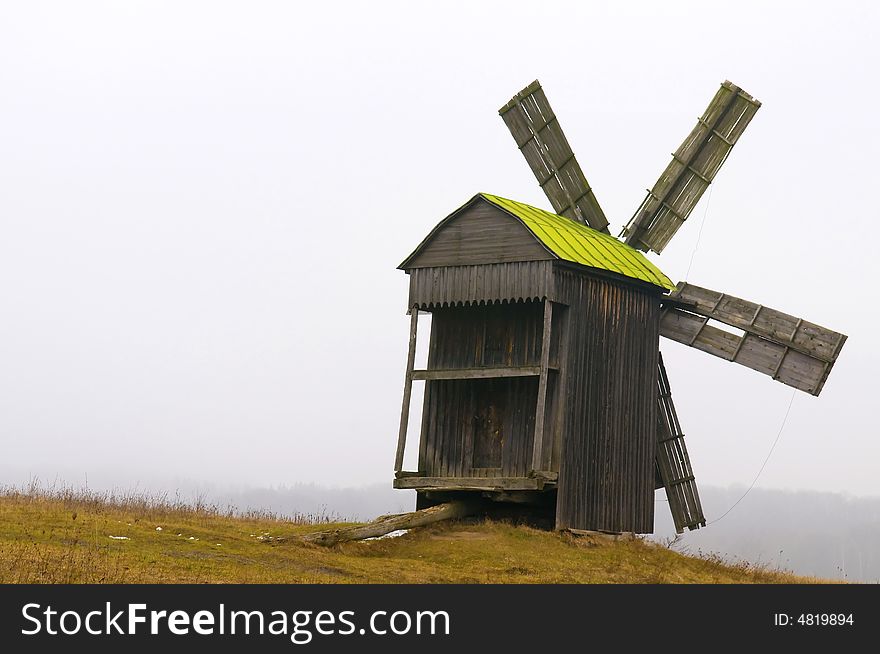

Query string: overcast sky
[1,1,877,504]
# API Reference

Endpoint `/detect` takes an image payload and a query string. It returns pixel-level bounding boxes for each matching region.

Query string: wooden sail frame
[659,282,847,396]
[655,353,705,533]
[499,80,610,233]
[623,81,761,253]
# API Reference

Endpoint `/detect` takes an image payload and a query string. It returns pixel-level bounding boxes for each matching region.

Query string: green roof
[480,193,675,291]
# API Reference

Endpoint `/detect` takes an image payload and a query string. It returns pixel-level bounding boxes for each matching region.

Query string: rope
[708,389,796,525]
[684,185,713,281]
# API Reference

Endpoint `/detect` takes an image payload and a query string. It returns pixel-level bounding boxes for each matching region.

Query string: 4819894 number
[774,613,854,626]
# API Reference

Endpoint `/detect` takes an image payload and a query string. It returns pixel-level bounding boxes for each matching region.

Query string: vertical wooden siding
[419,377,537,478]
[407,261,554,309]
[426,301,544,368]
[418,302,543,478]
[554,269,661,533]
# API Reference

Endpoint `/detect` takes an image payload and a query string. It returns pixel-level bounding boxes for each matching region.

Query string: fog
[1,1,878,574]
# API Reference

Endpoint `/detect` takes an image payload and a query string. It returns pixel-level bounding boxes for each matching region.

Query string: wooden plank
[394,309,419,472]
[660,282,847,396]
[392,476,543,491]
[735,333,785,376]
[657,306,704,343]
[412,366,545,380]
[671,282,846,363]
[531,300,553,472]
[661,307,844,396]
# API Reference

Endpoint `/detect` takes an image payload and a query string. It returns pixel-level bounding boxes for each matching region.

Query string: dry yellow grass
[0,488,825,584]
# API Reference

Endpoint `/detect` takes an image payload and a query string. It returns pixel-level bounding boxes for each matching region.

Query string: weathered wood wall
[553,269,661,533]
[419,377,538,478]
[404,201,552,269]
[418,302,545,478]
[426,301,544,368]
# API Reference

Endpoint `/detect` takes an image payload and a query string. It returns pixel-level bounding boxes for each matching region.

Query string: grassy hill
[0,488,822,583]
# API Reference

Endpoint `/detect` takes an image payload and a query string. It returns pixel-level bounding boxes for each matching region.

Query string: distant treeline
[653,486,880,583]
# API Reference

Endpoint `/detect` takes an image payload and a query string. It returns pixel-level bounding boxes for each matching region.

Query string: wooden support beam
[300,500,481,547]
[411,366,545,381]
[394,308,419,472]
[550,306,569,472]
[670,152,712,184]
[696,118,735,145]
[392,476,544,491]
[531,300,553,472]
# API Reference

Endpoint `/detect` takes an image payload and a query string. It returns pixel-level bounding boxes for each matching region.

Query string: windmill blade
[499,80,610,233]
[656,352,705,533]
[622,81,761,253]
[660,282,847,396]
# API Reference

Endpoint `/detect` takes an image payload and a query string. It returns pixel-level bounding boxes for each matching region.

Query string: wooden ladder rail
[394,307,420,473]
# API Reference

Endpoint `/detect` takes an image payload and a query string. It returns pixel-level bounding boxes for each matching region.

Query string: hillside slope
[0,491,822,583]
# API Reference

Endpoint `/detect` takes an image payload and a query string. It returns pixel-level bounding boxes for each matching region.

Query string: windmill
[496,80,847,532]
[391,81,846,535]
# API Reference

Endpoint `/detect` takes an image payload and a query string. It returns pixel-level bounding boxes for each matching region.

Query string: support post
[394,307,420,472]
[550,305,569,473]
[531,299,553,472]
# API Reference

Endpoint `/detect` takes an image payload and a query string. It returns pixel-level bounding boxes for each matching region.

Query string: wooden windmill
[392,81,847,534]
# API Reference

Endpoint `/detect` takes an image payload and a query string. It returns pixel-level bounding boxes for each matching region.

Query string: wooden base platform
[393,472,557,492]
